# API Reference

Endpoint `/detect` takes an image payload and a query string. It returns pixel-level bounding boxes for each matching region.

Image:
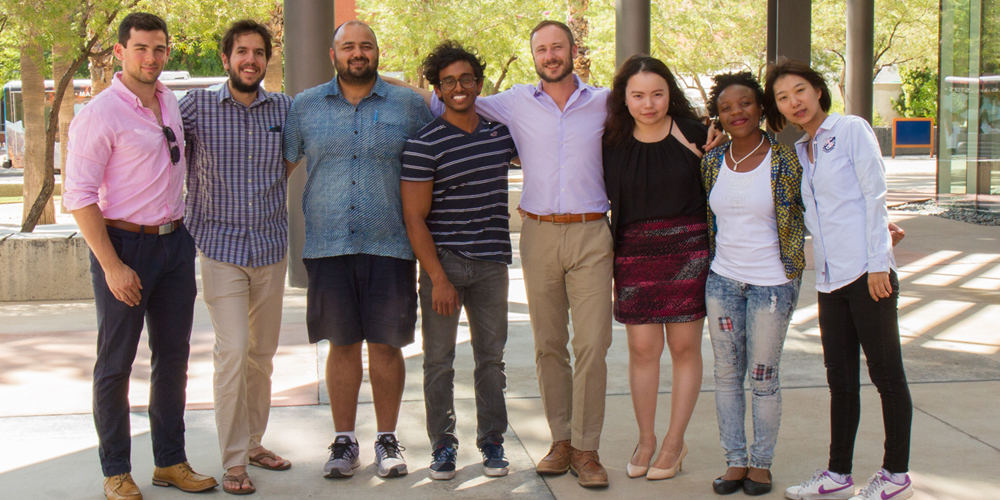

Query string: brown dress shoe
[152,462,219,492]
[104,473,143,500]
[570,449,609,488]
[535,440,573,475]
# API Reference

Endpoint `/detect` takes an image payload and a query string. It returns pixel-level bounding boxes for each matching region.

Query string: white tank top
[708,149,790,286]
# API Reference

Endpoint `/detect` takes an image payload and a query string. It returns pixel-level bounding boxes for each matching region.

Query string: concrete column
[845,0,874,123]
[766,0,811,146]
[283,0,336,287]
[615,0,650,68]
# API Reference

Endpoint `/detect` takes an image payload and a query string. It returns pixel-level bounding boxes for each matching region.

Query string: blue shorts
[304,254,417,348]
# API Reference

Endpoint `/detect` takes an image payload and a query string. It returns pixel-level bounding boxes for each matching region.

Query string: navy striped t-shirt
[401,116,516,264]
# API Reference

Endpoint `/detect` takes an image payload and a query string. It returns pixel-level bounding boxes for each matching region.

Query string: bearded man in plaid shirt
[178,19,294,495]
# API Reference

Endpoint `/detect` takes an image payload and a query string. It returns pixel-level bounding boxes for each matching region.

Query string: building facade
[939,0,1000,211]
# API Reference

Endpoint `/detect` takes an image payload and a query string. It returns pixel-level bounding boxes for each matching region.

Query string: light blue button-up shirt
[284,77,432,260]
[795,113,895,292]
[432,74,610,215]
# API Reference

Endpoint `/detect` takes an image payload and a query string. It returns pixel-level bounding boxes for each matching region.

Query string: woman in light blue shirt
[764,58,914,500]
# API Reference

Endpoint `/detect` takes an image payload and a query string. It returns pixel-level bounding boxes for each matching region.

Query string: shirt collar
[110,71,170,110]
[216,80,272,106]
[325,75,388,101]
[796,112,843,144]
[532,73,590,97]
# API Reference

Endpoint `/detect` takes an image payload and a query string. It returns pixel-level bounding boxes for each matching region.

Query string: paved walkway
[2,156,998,499]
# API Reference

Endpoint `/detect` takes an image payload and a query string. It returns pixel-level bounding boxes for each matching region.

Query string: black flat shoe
[712,476,744,495]
[742,471,772,496]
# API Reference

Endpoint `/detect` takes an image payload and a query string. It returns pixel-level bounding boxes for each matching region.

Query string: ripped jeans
[706,270,801,469]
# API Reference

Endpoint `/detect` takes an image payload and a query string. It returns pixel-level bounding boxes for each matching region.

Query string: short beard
[535,59,574,83]
[228,65,265,94]
[125,66,159,85]
[336,56,378,86]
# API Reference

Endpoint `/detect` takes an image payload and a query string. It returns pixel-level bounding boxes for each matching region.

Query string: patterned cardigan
[700,132,806,280]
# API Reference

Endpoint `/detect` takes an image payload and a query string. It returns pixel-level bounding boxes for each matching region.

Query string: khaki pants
[520,217,613,451]
[200,255,287,470]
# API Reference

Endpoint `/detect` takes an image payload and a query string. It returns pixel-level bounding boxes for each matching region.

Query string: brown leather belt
[105,218,184,235]
[523,212,605,224]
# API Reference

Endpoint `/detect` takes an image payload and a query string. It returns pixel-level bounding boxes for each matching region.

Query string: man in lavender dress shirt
[64,13,217,500]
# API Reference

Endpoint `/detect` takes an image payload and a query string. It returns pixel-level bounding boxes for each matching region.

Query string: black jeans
[91,225,197,476]
[818,270,911,474]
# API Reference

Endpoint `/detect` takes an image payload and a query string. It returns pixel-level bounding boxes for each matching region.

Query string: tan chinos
[200,254,287,470]
[519,217,614,451]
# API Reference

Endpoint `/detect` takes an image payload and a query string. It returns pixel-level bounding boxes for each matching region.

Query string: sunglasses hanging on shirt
[162,126,181,164]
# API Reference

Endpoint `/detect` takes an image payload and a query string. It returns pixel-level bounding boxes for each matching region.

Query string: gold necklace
[728,134,766,171]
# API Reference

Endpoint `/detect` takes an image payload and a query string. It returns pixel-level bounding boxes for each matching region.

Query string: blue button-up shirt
[180,85,293,267]
[284,76,432,260]
[431,74,610,215]
[795,113,895,292]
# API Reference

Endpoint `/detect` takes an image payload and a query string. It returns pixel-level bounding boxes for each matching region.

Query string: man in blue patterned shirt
[282,20,432,480]
[179,20,294,495]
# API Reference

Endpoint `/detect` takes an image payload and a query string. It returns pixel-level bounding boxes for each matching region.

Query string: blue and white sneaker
[374,434,408,478]
[429,443,458,480]
[785,470,855,499]
[849,471,913,500]
[480,442,509,477]
[323,436,360,478]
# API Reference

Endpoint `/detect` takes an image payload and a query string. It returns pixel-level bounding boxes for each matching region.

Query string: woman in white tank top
[700,71,806,496]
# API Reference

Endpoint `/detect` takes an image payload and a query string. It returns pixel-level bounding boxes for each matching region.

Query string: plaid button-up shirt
[180,84,293,268]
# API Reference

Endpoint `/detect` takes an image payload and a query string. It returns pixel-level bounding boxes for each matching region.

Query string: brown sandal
[248,450,291,471]
[222,472,255,495]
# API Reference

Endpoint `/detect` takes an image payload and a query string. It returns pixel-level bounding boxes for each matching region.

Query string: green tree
[649,0,767,103]
[812,0,938,96]
[893,66,937,118]
[357,0,555,92]
[2,0,135,231]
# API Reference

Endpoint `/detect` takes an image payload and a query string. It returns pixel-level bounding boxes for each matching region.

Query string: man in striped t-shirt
[400,41,517,481]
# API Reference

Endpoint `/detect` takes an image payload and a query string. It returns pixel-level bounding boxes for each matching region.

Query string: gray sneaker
[323,436,360,478]
[374,434,407,478]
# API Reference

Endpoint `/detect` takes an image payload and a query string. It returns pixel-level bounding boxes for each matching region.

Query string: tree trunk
[20,37,55,226]
[89,44,115,96]
[264,45,283,93]
[264,0,284,93]
[568,0,591,83]
[53,41,75,213]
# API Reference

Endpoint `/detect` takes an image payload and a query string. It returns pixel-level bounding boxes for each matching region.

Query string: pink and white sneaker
[848,471,913,500]
[785,470,855,500]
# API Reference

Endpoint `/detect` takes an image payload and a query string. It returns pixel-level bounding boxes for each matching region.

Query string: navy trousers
[91,225,197,477]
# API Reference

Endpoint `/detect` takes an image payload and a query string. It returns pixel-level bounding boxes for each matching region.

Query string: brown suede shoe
[151,462,219,492]
[535,440,573,475]
[104,473,142,500]
[570,449,609,488]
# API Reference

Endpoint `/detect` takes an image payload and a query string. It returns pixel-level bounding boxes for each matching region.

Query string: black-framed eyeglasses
[162,126,181,164]
[439,75,478,91]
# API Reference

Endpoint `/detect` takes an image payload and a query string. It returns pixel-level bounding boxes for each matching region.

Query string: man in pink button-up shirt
[63,12,217,500]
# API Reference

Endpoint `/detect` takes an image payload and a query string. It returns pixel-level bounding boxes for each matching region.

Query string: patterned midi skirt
[613,214,710,324]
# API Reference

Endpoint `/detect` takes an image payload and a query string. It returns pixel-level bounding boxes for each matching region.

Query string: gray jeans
[419,248,509,449]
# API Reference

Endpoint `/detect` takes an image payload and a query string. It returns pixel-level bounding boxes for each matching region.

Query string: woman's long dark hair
[603,55,698,148]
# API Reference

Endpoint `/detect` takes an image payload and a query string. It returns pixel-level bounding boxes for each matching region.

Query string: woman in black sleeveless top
[602,55,709,481]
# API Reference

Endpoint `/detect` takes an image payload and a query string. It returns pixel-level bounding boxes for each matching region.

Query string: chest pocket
[368,121,407,160]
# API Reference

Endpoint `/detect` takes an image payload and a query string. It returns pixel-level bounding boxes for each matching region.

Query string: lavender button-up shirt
[64,72,185,225]
[432,74,610,215]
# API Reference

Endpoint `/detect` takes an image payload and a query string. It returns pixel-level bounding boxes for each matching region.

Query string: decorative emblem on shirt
[822,137,836,153]
[490,131,498,137]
